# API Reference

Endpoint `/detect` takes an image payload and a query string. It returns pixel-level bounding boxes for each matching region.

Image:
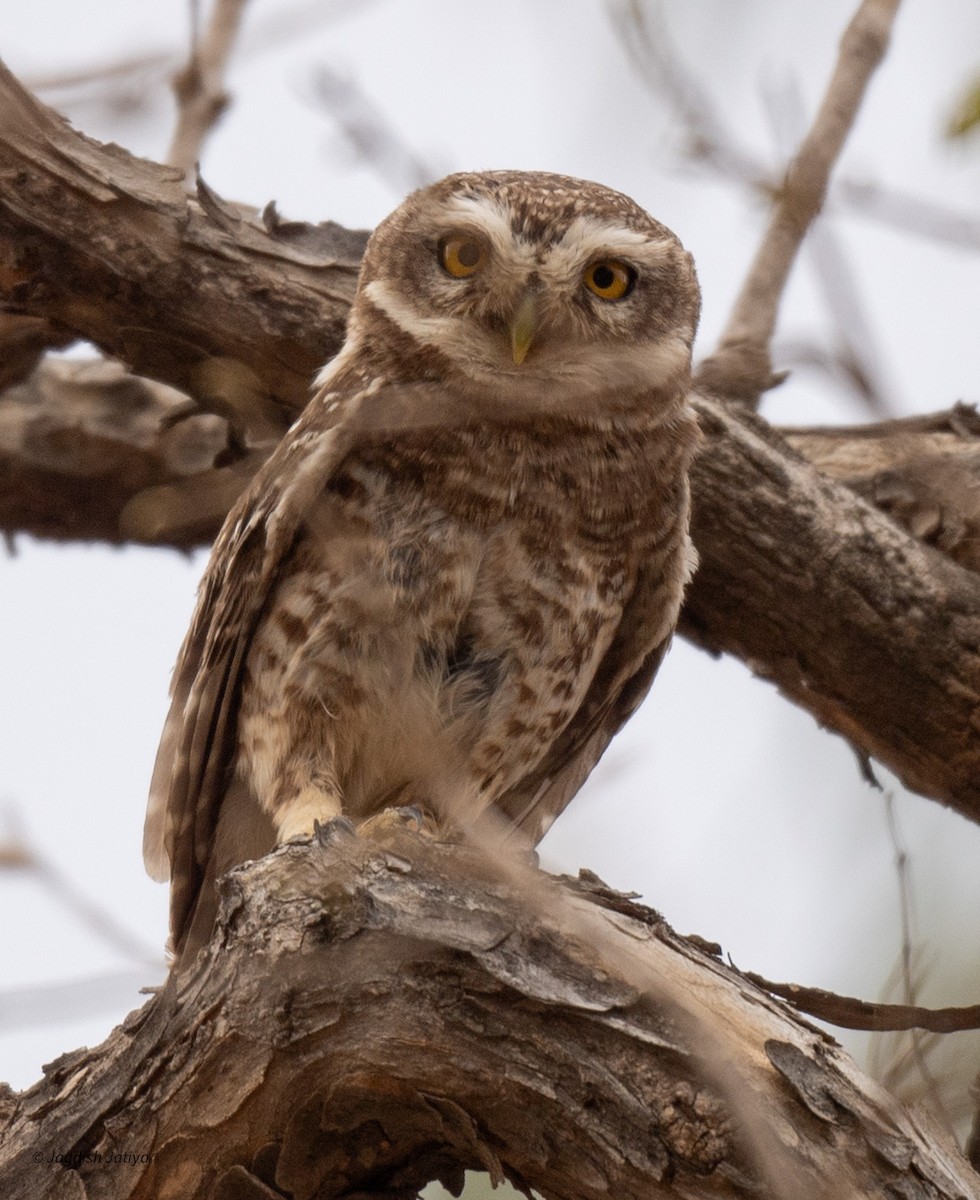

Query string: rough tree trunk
[0,829,975,1199]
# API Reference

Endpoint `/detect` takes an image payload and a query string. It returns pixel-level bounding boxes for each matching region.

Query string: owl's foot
[275,786,344,845]
[358,803,440,840]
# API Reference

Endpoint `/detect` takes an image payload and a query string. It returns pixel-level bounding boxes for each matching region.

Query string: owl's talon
[392,804,425,832]
[358,804,437,840]
[313,815,356,845]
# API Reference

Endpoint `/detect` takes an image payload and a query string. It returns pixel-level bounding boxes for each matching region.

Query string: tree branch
[615,0,980,258]
[1,832,975,1199]
[683,396,980,821]
[0,58,367,417]
[783,407,980,573]
[695,0,902,402]
[167,0,251,183]
[0,358,230,546]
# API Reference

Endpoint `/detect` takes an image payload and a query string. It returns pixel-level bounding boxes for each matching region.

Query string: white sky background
[1,0,979,1132]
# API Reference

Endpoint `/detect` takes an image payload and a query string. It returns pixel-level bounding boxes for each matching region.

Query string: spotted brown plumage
[144,170,701,964]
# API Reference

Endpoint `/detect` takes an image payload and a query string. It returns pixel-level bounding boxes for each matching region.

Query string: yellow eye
[440,235,488,278]
[583,259,635,301]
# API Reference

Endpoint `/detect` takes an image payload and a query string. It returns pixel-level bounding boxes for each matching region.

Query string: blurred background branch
[166,0,251,183]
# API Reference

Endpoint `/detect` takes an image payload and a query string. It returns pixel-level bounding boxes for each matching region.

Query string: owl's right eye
[439,235,488,278]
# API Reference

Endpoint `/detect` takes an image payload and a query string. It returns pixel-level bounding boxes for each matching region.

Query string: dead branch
[167,0,250,182]
[308,65,441,194]
[0,831,975,1200]
[696,0,902,403]
[783,407,980,573]
[0,358,229,546]
[761,74,896,417]
[743,972,980,1034]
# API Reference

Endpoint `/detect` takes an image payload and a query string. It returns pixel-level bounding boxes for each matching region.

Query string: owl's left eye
[583,259,636,301]
[440,235,489,278]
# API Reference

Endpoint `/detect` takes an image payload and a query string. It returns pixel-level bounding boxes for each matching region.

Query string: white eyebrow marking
[441,196,537,268]
[441,197,674,272]
[364,278,458,347]
[556,215,674,263]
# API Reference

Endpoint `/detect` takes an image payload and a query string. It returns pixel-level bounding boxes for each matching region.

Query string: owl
[144,171,701,965]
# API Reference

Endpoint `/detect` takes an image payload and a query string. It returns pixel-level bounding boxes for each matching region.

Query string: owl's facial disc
[354,172,700,405]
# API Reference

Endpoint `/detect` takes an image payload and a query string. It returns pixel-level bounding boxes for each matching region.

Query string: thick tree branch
[0,312,72,391]
[0,58,367,417]
[784,407,980,573]
[0,358,230,545]
[0,832,975,1199]
[683,397,980,821]
[1,60,979,823]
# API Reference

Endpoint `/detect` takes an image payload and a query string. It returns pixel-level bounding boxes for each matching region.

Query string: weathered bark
[2,58,979,824]
[0,830,975,1200]
[0,358,228,545]
[0,59,367,417]
[783,407,980,574]
[683,397,980,822]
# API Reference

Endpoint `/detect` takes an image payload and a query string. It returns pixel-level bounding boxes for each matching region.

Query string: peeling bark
[0,832,975,1200]
[784,406,980,573]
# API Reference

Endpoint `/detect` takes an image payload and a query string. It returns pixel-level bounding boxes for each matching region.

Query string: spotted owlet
[144,170,701,964]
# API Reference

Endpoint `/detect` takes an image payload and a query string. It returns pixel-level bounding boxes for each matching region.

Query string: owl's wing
[143,395,358,953]
[497,520,694,845]
[144,376,508,954]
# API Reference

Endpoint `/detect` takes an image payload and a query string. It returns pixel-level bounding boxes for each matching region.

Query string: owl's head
[347,171,700,412]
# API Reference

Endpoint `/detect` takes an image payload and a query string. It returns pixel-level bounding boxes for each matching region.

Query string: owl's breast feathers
[146,377,697,961]
[242,406,695,825]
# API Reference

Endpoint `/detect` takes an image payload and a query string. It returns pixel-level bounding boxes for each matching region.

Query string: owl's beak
[509,292,537,365]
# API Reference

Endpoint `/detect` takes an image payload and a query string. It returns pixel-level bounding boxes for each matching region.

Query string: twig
[0,971,158,1031]
[166,0,251,183]
[761,72,897,417]
[612,0,768,193]
[612,1,980,254]
[1,807,162,968]
[773,338,889,406]
[836,177,980,251]
[695,0,902,404]
[744,970,980,1033]
[695,0,902,403]
[25,0,386,125]
[881,794,954,1129]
